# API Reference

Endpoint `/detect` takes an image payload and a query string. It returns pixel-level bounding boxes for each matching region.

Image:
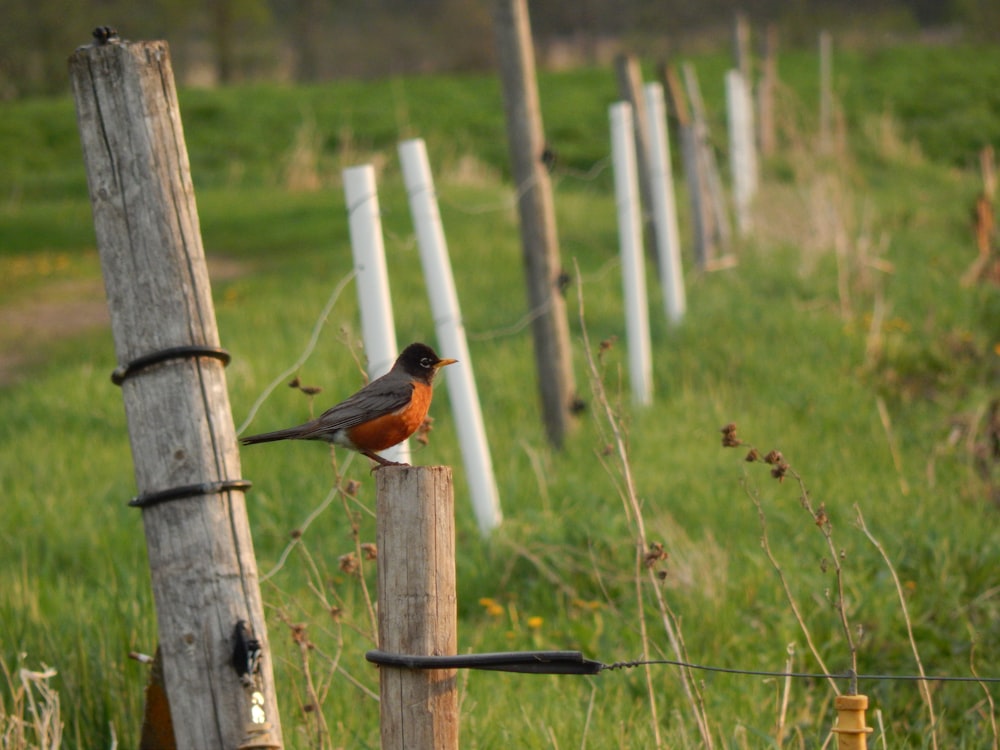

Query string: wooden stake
[732,11,752,83]
[661,62,714,269]
[615,53,658,257]
[832,694,872,749]
[69,38,282,749]
[683,62,733,255]
[376,466,458,750]
[758,23,778,158]
[493,0,578,448]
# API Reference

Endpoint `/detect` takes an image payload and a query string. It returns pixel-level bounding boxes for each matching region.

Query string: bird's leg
[364,450,410,470]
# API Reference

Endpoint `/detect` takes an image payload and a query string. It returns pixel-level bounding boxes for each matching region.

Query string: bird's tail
[241,426,307,445]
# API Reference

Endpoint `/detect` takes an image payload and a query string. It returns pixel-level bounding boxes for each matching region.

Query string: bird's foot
[365,452,411,472]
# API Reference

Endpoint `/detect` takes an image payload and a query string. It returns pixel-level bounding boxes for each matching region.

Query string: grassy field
[1,40,999,748]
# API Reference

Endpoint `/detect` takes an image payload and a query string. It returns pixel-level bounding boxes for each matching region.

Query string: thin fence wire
[236,268,357,436]
[603,657,1000,685]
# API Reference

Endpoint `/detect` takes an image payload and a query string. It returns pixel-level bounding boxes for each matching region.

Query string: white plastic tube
[343,164,408,465]
[398,138,503,535]
[609,102,653,406]
[643,82,686,325]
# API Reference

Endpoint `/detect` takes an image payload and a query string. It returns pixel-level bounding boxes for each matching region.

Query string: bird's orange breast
[344,382,433,452]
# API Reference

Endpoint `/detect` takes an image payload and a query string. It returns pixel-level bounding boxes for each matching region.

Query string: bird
[241,342,456,467]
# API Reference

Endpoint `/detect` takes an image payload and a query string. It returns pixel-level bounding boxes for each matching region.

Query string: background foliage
[2,0,1000,97]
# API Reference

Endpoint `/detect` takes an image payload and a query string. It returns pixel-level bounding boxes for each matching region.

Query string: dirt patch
[0,257,250,387]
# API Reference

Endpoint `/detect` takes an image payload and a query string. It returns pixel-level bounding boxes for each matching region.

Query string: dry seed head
[643,542,669,568]
[720,423,742,447]
[338,552,359,575]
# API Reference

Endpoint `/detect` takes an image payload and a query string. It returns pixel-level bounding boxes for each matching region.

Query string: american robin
[241,342,456,467]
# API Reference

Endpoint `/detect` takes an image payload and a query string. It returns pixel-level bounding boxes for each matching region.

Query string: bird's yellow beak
[435,358,458,369]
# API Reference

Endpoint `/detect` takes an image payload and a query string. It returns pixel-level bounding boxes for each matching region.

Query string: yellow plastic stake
[832,694,873,750]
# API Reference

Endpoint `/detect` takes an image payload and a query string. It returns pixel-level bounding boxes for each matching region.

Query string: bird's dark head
[396,343,457,383]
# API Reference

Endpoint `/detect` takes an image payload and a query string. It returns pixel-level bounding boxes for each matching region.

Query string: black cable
[128,478,252,508]
[366,649,603,675]
[111,345,231,385]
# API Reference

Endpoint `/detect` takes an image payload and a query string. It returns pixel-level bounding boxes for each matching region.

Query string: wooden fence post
[732,11,752,84]
[682,62,733,257]
[69,36,282,749]
[757,23,778,158]
[376,466,458,750]
[493,0,578,448]
[661,62,714,270]
[614,53,657,259]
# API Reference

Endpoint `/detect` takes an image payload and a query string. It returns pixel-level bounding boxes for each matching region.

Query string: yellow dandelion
[478,597,503,616]
[527,616,543,630]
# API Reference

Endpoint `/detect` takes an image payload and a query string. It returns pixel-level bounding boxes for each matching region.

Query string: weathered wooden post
[757,23,778,158]
[493,0,578,448]
[614,53,657,258]
[69,33,282,749]
[732,11,752,84]
[683,62,733,256]
[375,466,458,750]
[661,62,714,270]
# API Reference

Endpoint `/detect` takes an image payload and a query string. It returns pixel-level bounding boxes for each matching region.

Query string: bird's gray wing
[297,376,414,436]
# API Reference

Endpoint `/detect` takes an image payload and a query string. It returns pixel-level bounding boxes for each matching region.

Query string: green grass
[2,41,1000,748]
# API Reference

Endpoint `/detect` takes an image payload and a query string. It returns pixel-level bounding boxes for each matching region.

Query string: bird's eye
[420,357,433,369]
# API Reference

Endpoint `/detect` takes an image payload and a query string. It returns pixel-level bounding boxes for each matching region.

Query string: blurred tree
[0,0,92,97]
[0,0,995,99]
[288,0,331,81]
[953,0,1000,41]
[206,0,273,83]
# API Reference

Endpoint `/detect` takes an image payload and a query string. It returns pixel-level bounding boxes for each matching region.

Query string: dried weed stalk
[575,262,714,749]
[855,506,939,750]
[0,656,62,750]
[722,423,857,693]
